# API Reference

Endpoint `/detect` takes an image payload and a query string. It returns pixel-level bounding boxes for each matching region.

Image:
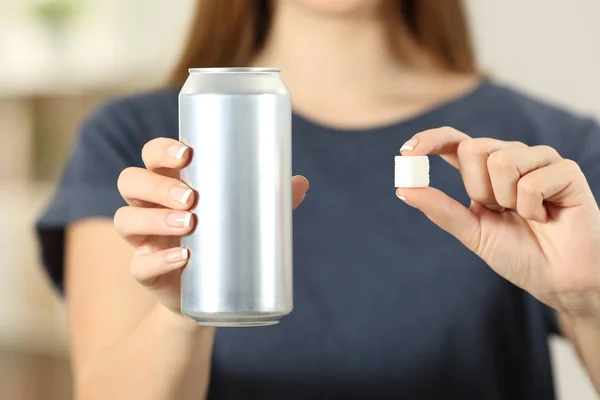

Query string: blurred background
[0,0,598,399]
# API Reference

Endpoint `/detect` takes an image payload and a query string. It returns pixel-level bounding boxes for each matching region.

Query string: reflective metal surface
[179,68,293,327]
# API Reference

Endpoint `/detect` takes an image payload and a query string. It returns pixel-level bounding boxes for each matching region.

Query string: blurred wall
[468,0,600,116]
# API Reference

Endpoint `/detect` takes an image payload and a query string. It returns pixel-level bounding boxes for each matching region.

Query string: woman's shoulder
[461,80,599,173]
[84,86,180,142]
[477,80,597,142]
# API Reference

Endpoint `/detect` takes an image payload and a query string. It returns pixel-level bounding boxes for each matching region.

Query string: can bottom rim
[197,321,279,327]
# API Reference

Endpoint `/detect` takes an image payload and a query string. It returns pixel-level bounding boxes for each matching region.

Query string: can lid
[395,156,430,188]
[188,67,280,74]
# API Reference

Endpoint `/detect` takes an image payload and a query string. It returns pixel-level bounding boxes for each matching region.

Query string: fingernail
[400,138,419,153]
[395,189,408,202]
[167,144,189,160]
[165,248,189,263]
[170,186,193,205]
[301,176,310,192]
[485,204,505,212]
[167,211,192,228]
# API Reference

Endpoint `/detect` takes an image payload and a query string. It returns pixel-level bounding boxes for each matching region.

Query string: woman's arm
[66,219,215,400]
[64,137,309,399]
[395,127,600,395]
[559,306,600,392]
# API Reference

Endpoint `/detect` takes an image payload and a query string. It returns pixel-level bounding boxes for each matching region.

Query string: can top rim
[188,67,280,74]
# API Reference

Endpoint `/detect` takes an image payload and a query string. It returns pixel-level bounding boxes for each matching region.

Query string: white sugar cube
[395,156,430,188]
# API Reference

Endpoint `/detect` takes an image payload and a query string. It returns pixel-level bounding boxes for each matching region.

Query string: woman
[36,0,600,399]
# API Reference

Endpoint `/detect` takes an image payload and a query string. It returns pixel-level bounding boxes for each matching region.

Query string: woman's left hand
[397,127,600,327]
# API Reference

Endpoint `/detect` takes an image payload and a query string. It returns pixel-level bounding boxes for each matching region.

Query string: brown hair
[170,0,477,84]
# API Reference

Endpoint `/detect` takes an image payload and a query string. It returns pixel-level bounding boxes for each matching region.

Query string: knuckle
[537,145,559,157]
[438,126,470,140]
[487,151,512,171]
[438,126,459,135]
[424,126,462,139]
[457,139,475,157]
[511,141,528,148]
[440,126,464,135]
[517,178,537,195]
[155,175,173,197]
[561,158,581,174]
[457,137,487,156]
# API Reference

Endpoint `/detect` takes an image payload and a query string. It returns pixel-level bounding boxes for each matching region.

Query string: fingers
[396,187,481,252]
[517,159,590,222]
[118,167,195,209]
[401,126,469,168]
[402,128,526,209]
[292,175,310,209]
[399,127,592,225]
[457,139,526,208]
[488,145,561,210]
[117,170,307,233]
[114,207,194,244]
[142,138,190,172]
[125,174,310,287]
[130,246,189,287]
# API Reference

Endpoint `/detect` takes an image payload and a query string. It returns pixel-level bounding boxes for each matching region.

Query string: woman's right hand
[114,138,310,313]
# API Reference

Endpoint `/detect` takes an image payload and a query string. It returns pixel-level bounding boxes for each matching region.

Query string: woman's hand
[397,127,600,326]
[114,138,309,312]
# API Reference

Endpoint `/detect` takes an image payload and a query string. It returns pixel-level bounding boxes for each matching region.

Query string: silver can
[179,68,293,327]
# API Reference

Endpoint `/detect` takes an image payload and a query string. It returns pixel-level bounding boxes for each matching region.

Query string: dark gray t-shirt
[36,81,600,399]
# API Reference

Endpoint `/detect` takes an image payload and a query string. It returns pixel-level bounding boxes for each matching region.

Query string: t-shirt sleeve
[570,119,600,201]
[36,102,144,292]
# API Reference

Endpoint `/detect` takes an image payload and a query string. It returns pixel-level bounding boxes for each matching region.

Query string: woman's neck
[252,2,479,128]
[254,3,420,101]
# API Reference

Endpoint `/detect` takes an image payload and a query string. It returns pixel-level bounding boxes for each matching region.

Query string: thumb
[396,187,481,252]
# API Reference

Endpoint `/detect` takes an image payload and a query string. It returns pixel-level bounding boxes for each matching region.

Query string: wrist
[555,290,600,329]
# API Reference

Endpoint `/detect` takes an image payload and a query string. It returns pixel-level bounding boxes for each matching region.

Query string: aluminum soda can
[179,68,293,327]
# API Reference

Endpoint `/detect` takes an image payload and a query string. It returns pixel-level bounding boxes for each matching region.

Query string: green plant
[30,0,82,27]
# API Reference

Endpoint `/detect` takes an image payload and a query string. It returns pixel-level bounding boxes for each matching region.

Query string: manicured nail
[301,176,310,192]
[170,186,193,205]
[400,138,419,153]
[396,190,416,207]
[167,144,189,160]
[167,211,192,228]
[396,189,407,201]
[165,248,189,263]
